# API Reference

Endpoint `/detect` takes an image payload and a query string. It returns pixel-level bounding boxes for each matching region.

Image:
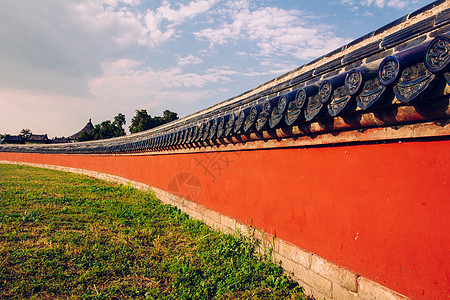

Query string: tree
[76,113,126,142]
[162,110,178,123]
[129,110,155,134]
[76,130,92,142]
[20,128,32,138]
[113,113,126,128]
[113,113,126,136]
[129,109,179,134]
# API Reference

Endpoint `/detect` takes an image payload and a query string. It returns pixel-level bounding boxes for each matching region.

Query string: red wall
[1,139,449,299]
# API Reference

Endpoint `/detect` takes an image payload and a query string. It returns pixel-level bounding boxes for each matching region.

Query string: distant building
[1,134,50,144]
[25,134,49,144]
[51,137,70,143]
[69,118,94,141]
[1,135,24,144]
[1,119,94,144]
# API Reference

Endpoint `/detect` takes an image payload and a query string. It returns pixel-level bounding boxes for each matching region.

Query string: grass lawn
[0,164,309,299]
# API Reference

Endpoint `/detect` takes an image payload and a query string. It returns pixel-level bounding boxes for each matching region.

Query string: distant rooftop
[69,119,94,140]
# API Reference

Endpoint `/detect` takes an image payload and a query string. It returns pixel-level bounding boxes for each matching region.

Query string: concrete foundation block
[235,222,251,235]
[311,255,358,292]
[332,283,359,300]
[357,277,410,300]
[293,262,333,298]
[300,282,331,300]
[220,214,237,231]
[186,210,203,221]
[203,209,221,225]
[201,216,217,228]
[275,253,297,274]
[183,199,198,211]
[277,239,312,269]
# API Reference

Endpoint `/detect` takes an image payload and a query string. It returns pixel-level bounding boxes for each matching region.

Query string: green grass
[0,164,309,299]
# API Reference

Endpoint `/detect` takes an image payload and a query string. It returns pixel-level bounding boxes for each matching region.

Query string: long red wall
[1,139,449,299]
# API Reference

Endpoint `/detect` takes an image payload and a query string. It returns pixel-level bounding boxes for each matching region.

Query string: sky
[0,0,432,138]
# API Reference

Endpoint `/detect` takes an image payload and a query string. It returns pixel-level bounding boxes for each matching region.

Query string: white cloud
[71,0,219,50]
[101,0,141,7]
[157,0,218,23]
[339,0,418,9]
[72,1,165,48]
[363,0,410,9]
[194,1,348,60]
[177,54,204,66]
[259,60,297,74]
[88,59,236,103]
[87,57,297,111]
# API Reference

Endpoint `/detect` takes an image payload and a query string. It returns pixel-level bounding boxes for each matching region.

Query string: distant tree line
[77,113,126,142]
[77,109,178,142]
[129,109,178,134]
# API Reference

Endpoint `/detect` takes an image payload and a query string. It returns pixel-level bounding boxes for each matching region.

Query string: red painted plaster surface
[1,140,449,299]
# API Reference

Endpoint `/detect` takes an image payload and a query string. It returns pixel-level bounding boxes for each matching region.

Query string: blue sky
[0,0,431,137]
